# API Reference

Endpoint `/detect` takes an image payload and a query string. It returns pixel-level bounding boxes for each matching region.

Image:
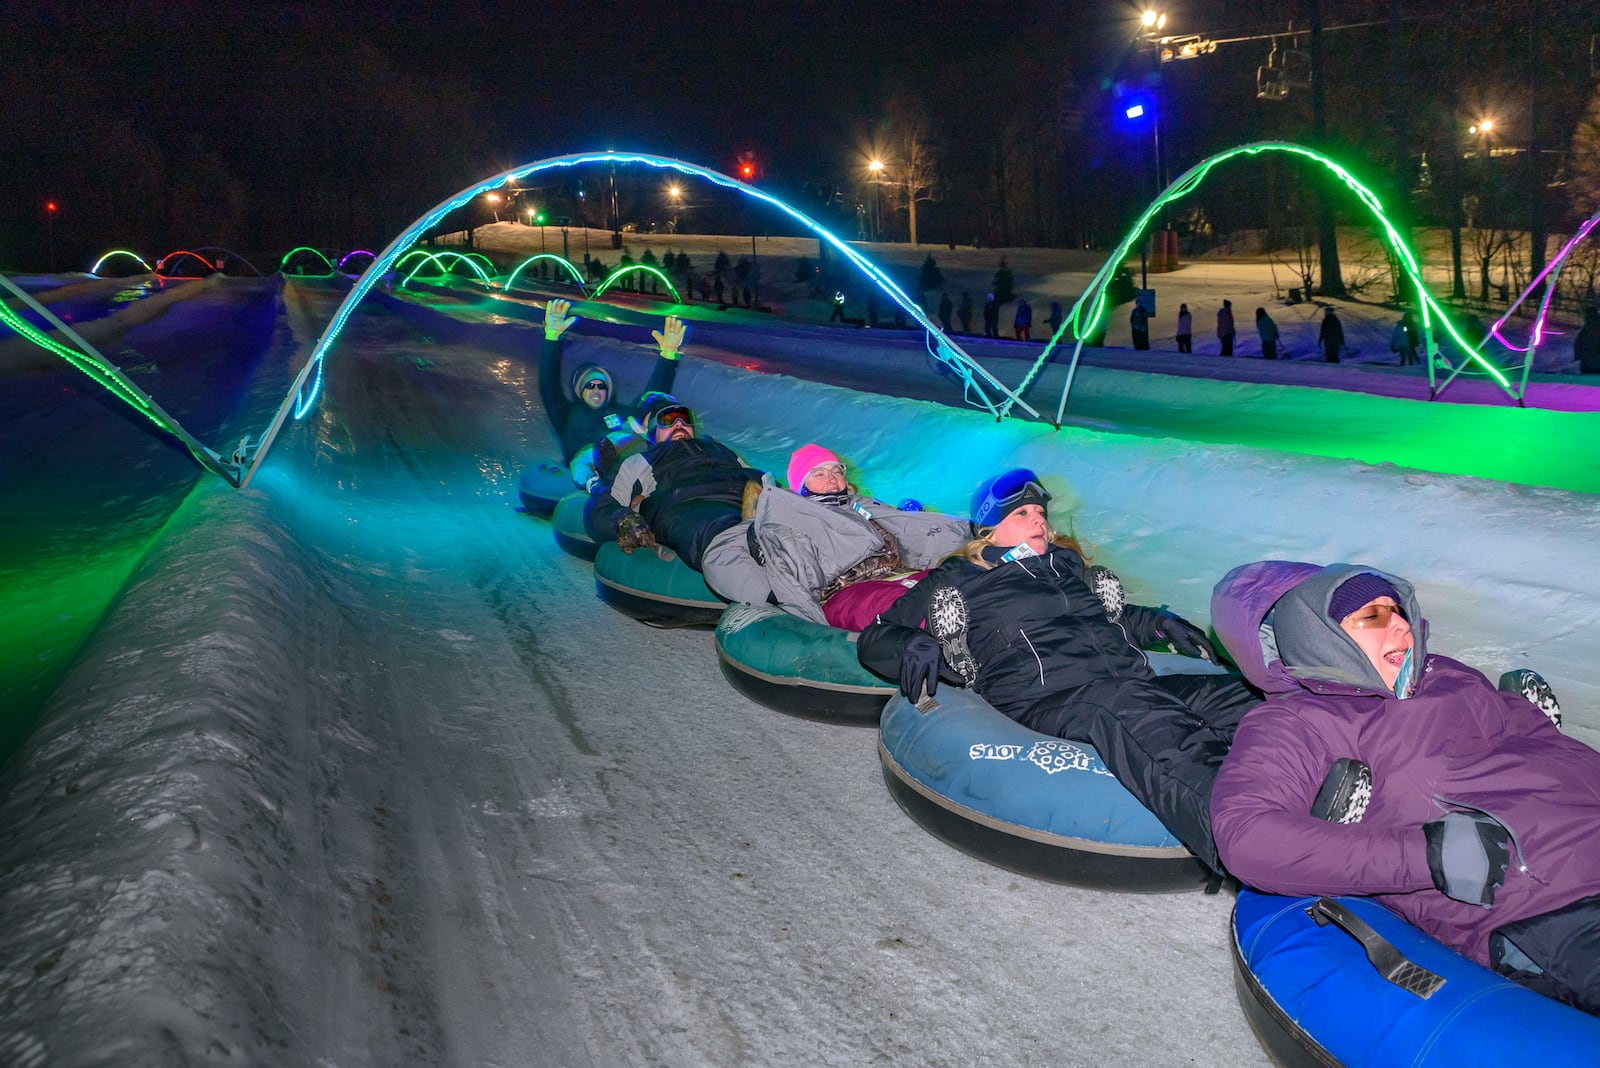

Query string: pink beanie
[787,444,840,493]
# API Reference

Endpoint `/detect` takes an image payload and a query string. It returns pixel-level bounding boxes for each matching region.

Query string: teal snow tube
[517,460,571,518]
[592,541,725,626]
[552,492,600,560]
[714,603,893,725]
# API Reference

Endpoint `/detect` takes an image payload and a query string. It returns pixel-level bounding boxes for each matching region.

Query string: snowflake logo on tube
[1025,740,1110,776]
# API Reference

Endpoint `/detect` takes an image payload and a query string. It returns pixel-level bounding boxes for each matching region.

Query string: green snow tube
[552,492,599,560]
[714,603,892,725]
[592,541,725,626]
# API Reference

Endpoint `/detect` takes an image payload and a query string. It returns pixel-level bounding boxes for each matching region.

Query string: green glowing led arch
[502,254,588,294]
[279,247,337,276]
[1005,141,1519,424]
[592,264,681,302]
[397,251,494,288]
[89,250,152,275]
[241,150,1037,489]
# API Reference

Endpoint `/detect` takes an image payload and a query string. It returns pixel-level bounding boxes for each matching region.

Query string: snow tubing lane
[878,653,1232,892]
[714,603,893,725]
[593,541,726,626]
[518,461,571,518]
[1232,888,1600,1067]
[552,492,599,561]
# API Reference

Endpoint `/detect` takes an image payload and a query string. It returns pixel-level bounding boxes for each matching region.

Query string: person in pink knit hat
[744,444,970,630]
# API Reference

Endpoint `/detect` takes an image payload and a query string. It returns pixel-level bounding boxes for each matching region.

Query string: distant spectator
[938,291,954,333]
[1129,302,1150,350]
[1175,303,1193,353]
[713,273,725,305]
[1576,306,1600,375]
[983,294,1000,339]
[829,290,846,323]
[1256,307,1279,360]
[1046,301,1064,338]
[1013,296,1032,341]
[1390,312,1421,367]
[1319,306,1345,364]
[957,292,974,334]
[1217,300,1236,356]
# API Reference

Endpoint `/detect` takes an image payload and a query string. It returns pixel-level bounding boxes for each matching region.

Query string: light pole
[667,184,682,233]
[868,158,885,241]
[486,192,502,223]
[1139,8,1169,288]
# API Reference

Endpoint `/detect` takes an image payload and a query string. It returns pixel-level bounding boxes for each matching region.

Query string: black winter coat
[591,436,764,570]
[538,337,678,461]
[857,543,1177,719]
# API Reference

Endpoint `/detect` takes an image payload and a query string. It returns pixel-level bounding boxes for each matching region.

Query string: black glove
[1423,812,1511,907]
[899,633,941,702]
[1154,614,1215,662]
[616,513,657,554]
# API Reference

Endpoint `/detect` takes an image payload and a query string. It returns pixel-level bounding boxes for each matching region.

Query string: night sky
[3,1,1595,269]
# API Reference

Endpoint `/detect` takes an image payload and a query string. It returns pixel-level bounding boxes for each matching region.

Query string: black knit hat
[1328,573,1402,622]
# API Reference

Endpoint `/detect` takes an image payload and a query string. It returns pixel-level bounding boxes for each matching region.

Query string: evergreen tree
[713,249,732,275]
[918,254,944,294]
[992,256,1015,305]
[661,250,677,274]
[641,248,659,293]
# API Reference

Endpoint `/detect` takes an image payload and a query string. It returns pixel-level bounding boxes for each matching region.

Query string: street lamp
[666,184,682,233]
[867,158,885,241]
[486,192,502,222]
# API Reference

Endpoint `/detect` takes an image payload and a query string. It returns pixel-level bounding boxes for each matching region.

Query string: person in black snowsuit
[856,468,1259,873]
[1318,306,1345,364]
[538,299,683,488]
[957,292,974,334]
[982,294,1000,339]
[1574,306,1600,375]
[585,394,771,604]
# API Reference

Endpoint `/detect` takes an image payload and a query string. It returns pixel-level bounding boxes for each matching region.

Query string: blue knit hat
[1327,573,1402,622]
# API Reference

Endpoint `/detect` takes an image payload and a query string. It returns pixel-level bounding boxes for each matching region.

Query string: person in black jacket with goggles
[856,467,1259,874]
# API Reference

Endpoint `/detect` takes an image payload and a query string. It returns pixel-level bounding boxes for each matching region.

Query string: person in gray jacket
[744,444,972,627]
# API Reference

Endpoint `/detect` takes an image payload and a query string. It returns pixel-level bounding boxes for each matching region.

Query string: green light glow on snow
[398,251,494,287]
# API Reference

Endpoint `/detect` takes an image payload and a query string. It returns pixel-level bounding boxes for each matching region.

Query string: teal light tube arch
[241,150,1037,488]
[1003,141,1519,424]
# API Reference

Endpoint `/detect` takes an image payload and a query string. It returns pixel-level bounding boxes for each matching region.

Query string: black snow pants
[1013,672,1256,874]
[1493,894,1600,1016]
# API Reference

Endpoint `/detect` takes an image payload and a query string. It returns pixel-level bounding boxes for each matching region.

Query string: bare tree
[881,96,941,247]
[1569,81,1600,222]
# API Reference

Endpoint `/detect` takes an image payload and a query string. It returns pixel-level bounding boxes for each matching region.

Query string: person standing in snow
[1175,303,1193,353]
[1255,307,1279,360]
[1013,297,1033,341]
[1217,300,1236,356]
[937,291,954,333]
[1573,306,1600,375]
[857,468,1259,874]
[957,292,974,334]
[1046,301,1064,339]
[538,299,683,489]
[1209,561,1600,1015]
[1390,312,1421,366]
[983,294,1000,339]
[1318,306,1345,363]
[829,290,847,323]
[1129,301,1151,350]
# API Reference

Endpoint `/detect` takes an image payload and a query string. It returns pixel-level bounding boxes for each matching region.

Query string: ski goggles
[653,406,693,429]
[974,470,1052,526]
[1341,602,1409,629]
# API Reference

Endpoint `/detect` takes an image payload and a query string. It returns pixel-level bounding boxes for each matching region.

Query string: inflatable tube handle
[1306,898,1446,999]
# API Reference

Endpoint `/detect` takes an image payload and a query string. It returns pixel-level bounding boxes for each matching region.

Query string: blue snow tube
[878,652,1231,891]
[592,541,725,626]
[1232,887,1600,1066]
[517,460,572,518]
[552,492,600,560]
[714,603,893,725]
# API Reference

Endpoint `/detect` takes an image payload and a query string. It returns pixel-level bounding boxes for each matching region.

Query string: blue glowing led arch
[242,150,1036,488]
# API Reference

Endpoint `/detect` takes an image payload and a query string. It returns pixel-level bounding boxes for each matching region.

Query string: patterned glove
[1423,812,1511,907]
[544,299,577,341]
[615,512,657,554]
[651,315,688,359]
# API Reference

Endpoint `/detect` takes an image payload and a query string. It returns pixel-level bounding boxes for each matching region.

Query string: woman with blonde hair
[857,468,1258,874]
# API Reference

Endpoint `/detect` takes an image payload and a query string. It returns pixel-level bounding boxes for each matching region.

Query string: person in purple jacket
[1209,560,1600,1015]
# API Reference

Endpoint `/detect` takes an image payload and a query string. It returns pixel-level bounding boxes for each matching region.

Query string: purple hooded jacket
[1209,560,1600,967]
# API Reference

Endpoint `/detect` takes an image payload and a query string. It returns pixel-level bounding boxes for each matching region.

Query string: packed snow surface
[2,270,1598,1066]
